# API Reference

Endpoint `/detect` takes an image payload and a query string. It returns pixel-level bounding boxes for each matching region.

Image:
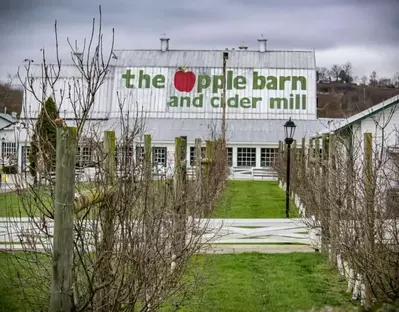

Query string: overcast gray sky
[0,0,398,84]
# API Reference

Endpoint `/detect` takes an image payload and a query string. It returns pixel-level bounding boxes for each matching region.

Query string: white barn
[7,37,338,179]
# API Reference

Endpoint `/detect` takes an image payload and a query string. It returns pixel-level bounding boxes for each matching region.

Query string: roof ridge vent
[160,34,170,52]
[257,34,267,52]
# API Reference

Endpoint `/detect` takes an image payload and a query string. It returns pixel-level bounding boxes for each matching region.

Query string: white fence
[0,217,316,251]
[229,167,278,181]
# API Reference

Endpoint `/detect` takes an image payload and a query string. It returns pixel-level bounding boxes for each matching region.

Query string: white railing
[229,167,278,181]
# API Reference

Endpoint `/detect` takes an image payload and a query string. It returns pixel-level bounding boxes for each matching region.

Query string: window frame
[236,147,256,167]
[260,148,278,168]
[136,146,167,167]
[189,146,206,166]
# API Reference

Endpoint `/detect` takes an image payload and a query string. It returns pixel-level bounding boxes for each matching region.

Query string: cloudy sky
[0,0,398,84]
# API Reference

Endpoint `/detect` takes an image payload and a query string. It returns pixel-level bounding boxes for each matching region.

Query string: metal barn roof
[112,49,316,70]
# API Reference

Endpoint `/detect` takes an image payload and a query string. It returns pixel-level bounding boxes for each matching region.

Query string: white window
[237,148,256,167]
[227,147,233,167]
[25,145,31,159]
[136,146,145,164]
[189,146,206,166]
[153,147,167,166]
[261,148,278,167]
[1,142,17,165]
[116,145,133,167]
[21,145,30,171]
[77,145,93,167]
[136,146,167,166]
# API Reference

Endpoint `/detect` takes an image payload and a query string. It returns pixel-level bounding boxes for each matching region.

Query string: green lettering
[302,94,307,110]
[295,94,300,109]
[192,94,203,107]
[227,71,233,90]
[152,75,165,88]
[180,96,191,107]
[266,76,277,90]
[213,75,223,93]
[270,97,288,109]
[138,70,151,88]
[197,75,211,92]
[252,97,262,108]
[234,76,246,89]
[289,94,294,109]
[292,76,307,90]
[253,71,265,89]
[168,96,179,107]
[122,69,135,88]
[227,95,239,108]
[279,76,290,90]
[240,97,251,108]
[211,97,219,108]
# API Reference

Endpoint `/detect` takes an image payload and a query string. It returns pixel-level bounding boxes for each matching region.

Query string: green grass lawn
[212,180,298,218]
[166,253,355,312]
[0,252,51,311]
[0,183,98,218]
[0,252,355,312]
[1,180,294,219]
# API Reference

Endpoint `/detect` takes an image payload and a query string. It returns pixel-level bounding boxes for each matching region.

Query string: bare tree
[378,77,393,88]
[2,6,228,311]
[360,75,368,85]
[329,65,342,82]
[317,67,329,83]
[342,62,353,80]
[369,71,378,87]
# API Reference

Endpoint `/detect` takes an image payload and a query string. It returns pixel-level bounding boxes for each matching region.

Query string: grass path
[212,180,298,218]
[167,253,355,312]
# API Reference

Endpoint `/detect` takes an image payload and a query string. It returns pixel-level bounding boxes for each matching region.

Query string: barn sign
[121,68,308,110]
[115,66,316,120]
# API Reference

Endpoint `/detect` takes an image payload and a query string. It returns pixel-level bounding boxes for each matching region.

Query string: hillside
[1,83,399,120]
[317,83,399,118]
[0,83,23,116]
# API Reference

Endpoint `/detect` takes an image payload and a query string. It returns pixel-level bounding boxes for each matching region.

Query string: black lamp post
[284,117,296,218]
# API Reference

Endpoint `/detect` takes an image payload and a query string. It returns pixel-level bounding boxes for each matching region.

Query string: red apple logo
[174,67,196,92]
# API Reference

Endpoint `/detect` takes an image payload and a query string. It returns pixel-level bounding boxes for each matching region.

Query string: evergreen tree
[29,97,59,181]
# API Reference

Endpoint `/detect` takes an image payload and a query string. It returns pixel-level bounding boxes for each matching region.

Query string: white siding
[360,107,399,148]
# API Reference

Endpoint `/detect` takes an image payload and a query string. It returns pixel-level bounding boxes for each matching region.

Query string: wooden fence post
[144,134,152,180]
[195,138,202,178]
[174,137,182,198]
[277,141,282,184]
[320,134,330,253]
[329,134,338,266]
[97,130,116,311]
[195,138,202,212]
[292,140,297,196]
[173,136,187,254]
[315,138,321,220]
[205,140,215,179]
[305,138,314,216]
[104,131,116,184]
[50,126,77,312]
[301,137,306,189]
[364,132,374,308]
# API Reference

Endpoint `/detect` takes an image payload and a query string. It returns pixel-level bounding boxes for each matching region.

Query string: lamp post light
[284,117,296,218]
